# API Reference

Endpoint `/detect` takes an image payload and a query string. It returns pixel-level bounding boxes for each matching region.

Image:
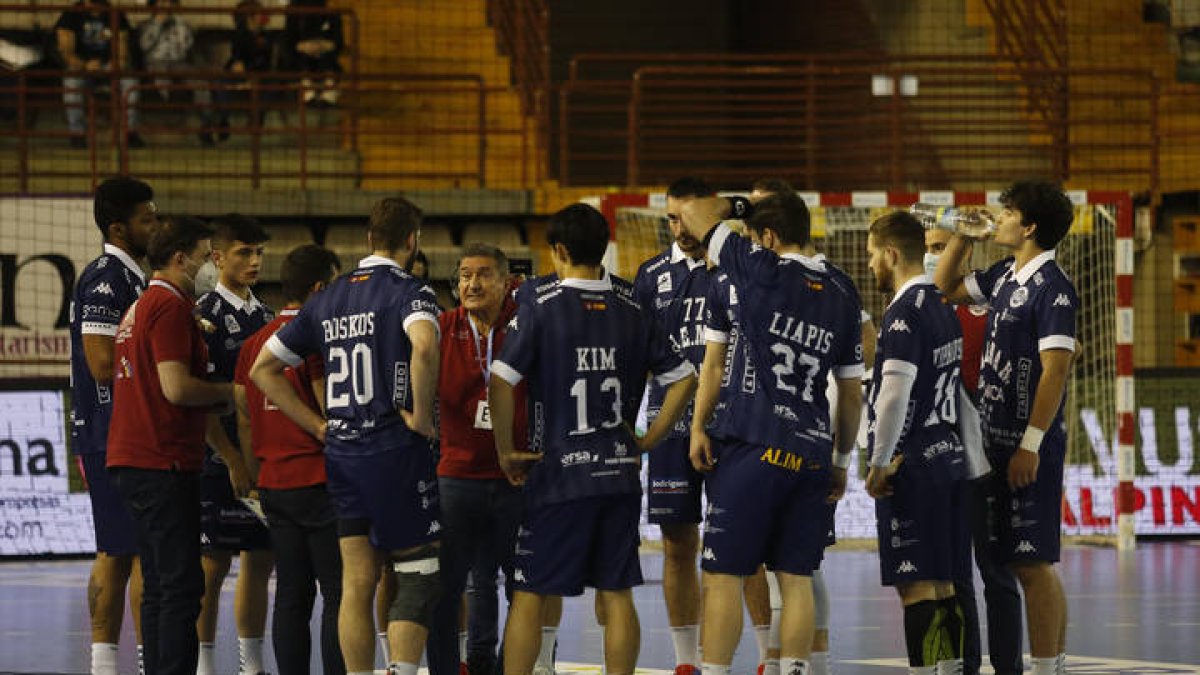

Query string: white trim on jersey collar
[215,282,262,312]
[559,276,612,291]
[1012,249,1057,286]
[103,243,146,284]
[280,308,299,317]
[781,252,824,271]
[358,254,402,270]
[669,242,706,269]
[887,274,934,309]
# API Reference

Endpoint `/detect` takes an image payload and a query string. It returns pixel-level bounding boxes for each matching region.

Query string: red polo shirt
[437,298,528,479]
[233,309,327,489]
[957,303,988,395]
[107,278,210,472]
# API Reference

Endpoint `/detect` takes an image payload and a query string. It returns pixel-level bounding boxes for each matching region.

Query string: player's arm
[157,361,232,406]
[689,339,727,472]
[861,317,878,368]
[82,334,116,382]
[864,360,915,499]
[1007,348,1073,489]
[233,383,260,487]
[250,346,326,440]
[403,319,439,438]
[312,377,326,415]
[639,370,697,452]
[830,376,862,501]
[933,234,978,305]
[206,410,252,497]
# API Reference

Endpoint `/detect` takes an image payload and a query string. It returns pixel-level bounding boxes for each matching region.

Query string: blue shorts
[512,493,643,596]
[199,469,271,552]
[326,445,440,552]
[701,439,830,577]
[875,469,969,586]
[988,451,1064,564]
[79,453,138,556]
[825,501,838,547]
[647,436,704,524]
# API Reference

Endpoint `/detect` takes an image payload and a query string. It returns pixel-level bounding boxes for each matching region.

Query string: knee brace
[387,545,442,628]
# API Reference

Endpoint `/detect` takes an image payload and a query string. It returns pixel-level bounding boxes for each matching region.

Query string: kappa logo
[701,547,716,561]
[1015,540,1037,554]
[92,282,114,296]
[896,560,917,574]
[889,319,911,333]
[1053,293,1071,307]
[427,520,442,535]
[657,271,672,293]
[224,314,241,334]
[507,315,519,331]
[513,569,527,583]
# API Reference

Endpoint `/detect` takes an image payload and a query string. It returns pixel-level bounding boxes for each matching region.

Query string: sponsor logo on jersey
[1015,540,1036,553]
[1053,293,1071,307]
[92,282,114,296]
[224,314,241,334]
[513,569,527,583]
[889,319,910,333]
[1009,286,1029,307]
[896,560,917,574]
[657,271,672,293]
[701,547,716,561]
[427,520,442,535]
[759,447,806,472]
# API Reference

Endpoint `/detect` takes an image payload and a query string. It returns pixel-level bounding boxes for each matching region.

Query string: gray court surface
[1,543,1198,674]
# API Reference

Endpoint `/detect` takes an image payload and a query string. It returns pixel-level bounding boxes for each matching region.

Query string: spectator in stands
[285,0,343,106]
[55,0,143,148]
[206,0,279,145]
[137,0,195,97]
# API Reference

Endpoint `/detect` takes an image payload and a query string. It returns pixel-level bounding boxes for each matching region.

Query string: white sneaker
[532,665,556,675]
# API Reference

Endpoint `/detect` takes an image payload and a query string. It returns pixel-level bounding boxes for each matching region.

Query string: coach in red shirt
[427,244,529,675]
[233,244,344,675]
[108,216,233,675]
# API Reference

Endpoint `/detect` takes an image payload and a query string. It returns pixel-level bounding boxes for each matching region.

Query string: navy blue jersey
[633,244,712,439]
[865,277,967,484]
[196,284,273,472]
[702,225,863,459]
[813,253,871,325]
[268,255,442,454]
[69,244,146,454]
[966,252,1077,456]
[492,274,693,507]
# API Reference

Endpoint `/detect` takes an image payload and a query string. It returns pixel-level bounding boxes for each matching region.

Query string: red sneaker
[459,662,470,675]
[757,664,766,675]
[675,666,700,675]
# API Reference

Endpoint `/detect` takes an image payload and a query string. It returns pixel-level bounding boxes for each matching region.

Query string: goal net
[604,191,1128,543]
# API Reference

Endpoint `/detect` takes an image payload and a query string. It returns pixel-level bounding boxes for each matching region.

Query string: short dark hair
[751,177,795,197]
[280,244,340,303]
[999,180,1075,250]
[546,204,609,267]
[666,177,714,200]
[458,243,509,274]
[94,176,153,238]
[368,197,423,252]
[746,192,810,247]
[210,213,270,249]
[869,211,926,265]
[147,216,214,270]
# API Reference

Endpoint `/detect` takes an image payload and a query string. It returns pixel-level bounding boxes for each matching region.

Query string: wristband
[832,451,853,469]
[1019,426,1045,455]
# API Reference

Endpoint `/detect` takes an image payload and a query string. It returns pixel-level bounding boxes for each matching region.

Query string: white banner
[0,198,101,378]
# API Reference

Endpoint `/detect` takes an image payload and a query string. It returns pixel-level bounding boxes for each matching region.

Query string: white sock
[781,658,809,675]
[810,652,829,675]
[377,632,390,663]
[701,664,731,675]
[769,609,782,650]
[91,643,119,675]
[349,671,374,675]
[1056,653,1066,675]
[907,668,936,675]
[536,627,557,668]
[459,631,469,663]
[764,659,781,675]
[196,642,216,675]
[754,625,771,664]
[137,644,145,675]
[388,663,419,675]
[239,637,265,674]
[1032,657,1057,675]
[670,625,700,667]
[934,659,962,675]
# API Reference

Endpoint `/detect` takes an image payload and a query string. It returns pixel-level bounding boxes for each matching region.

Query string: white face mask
[923,252,940,278]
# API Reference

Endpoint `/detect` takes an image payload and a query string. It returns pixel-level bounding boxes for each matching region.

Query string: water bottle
[910,203,996,238]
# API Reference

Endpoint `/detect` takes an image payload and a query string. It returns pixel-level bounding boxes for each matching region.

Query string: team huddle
[69,175,1077,675]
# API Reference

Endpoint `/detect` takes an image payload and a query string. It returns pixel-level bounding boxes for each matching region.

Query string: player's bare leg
[597,588,641,675]
[699,571,745,670]
[504,590,548,675]
[533,594,564,675]
[88,553,134,674]
[811,569,830,675]
[376,559,397,661]
[339,536,383,673]
[197,550,233,674]
[661,522,701,672]
[775,571,815,673]
[235,549,274,674]
[1010,561,1066,671]
[745,566,774,673]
